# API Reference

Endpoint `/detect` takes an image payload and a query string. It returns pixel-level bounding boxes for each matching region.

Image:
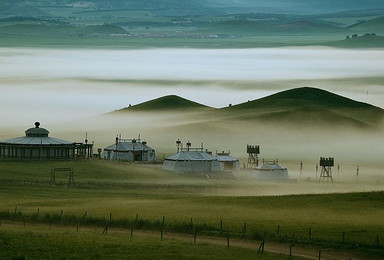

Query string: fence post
[160,228,163,240]
[243,222,247,235]
[289,244,292,259]
[220,220,223,233]
[135,214,139,222]
[309,227,312,240]
[318,250,321,260]
[342,231,345,243]
[376,235,379,247]
[37,208,40,218]
[162,216,165,225]
[190,218,193,229]
[227,235,230,248]
[60,209,63,220]
[130,224,134,237]
[277,225,280,234]
[109,212,112,222]
[194,231,197,243]
[258,240,265,253]
[14,206,18,215]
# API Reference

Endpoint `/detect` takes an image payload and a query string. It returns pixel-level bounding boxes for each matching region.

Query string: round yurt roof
[0,122,74,145]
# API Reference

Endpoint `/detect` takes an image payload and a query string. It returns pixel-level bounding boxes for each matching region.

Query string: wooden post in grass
[160,228,163,240]
[190,218,193,229]
[277,225,280,234]
[109,212,112,222]
[102,225,108,235]
[376,235,379,246]
[220,220,223,233]
[243,222,247,235]
[135,214,139,222]
[84,210,88,219]
[60,209,63,220]
[309,227,312,240]
[289,244,292,259]
[318,250,321,260]
[194,231,197,243]
[14,206,18,215]
[258,240,265,253]
[130,225,134,237]
[162,216,165,225]
[227,235,230,248]
[37,208,40,218]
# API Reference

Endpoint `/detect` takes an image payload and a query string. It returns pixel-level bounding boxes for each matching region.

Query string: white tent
[103,138,156,163]
[214,152,240,171]
[163,150,220,173]
[253,160,289,180]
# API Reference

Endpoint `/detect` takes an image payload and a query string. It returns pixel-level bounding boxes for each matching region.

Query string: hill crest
[117,95,212,112]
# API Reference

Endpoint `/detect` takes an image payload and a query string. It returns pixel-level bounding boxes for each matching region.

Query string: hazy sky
[1,47,384,125]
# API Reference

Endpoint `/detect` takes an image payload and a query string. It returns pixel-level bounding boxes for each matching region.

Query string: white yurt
[253,159,289,180]
[215,152,240,171]
[163,141,221,173]
[103,137,156,163]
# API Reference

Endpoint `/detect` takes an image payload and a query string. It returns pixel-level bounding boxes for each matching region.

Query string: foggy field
[0,160,383,259]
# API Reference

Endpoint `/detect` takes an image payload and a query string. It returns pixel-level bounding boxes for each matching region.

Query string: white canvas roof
[165,151,217,161]
[104,141,154,152]
[215,154,239,162]
[256,162,286,171]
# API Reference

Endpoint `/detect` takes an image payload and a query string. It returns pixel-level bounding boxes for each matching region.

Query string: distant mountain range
[1,0,383,15]
[115,87,384,129]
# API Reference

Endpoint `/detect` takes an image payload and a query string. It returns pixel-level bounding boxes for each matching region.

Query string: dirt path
[1,221,381,260]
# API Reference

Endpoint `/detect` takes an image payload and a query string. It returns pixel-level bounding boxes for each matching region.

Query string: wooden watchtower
[247,145,260,169]
[319,157,334,182]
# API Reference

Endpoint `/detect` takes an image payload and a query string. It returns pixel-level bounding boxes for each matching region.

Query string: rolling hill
[220,87,384,128]
[116,95,212,112]
[348,16,384,34]
[0,19,128,36]
[201,20,349,35]
[112,88,384,129]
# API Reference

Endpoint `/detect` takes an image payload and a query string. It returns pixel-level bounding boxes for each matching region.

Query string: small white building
[253,159,289,180]
[163,141,220,173]
[215,151,240,171]
[103,137,156,163]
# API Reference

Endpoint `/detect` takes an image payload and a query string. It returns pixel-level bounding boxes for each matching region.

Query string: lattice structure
[319,157,334,183]
[247,145,260,168]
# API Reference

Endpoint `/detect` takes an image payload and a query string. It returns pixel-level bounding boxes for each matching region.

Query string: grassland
[0,224,298,260]
[0,160,383,259]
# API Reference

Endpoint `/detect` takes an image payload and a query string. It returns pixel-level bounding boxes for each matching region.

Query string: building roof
[165,151,217,161]
[104,141,154,152]
[256,162,286,171]
[1,136,74,145]
[215,154,239,162]
[0,122,74,145]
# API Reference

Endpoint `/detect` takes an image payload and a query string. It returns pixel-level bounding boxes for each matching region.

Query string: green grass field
[0,160,383,259]
[1,224,300,260]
